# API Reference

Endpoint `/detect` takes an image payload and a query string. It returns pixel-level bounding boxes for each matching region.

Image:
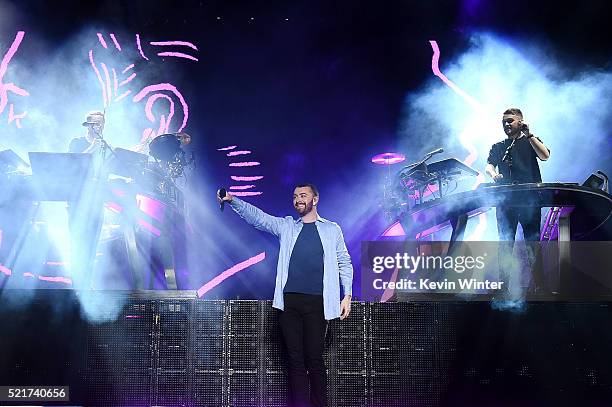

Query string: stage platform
[1,290,611,406]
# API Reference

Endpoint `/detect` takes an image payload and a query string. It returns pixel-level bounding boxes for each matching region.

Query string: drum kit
[110,133,194,203]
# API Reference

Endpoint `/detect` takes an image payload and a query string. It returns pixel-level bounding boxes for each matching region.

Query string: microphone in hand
[217,188,229,211]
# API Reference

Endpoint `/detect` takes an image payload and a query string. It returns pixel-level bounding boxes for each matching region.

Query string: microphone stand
[501,135,520,184]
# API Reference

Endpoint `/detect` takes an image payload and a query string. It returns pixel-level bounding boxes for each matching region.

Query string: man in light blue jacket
[218,183,353,407]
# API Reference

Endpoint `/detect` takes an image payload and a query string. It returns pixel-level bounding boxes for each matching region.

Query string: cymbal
[371,152,406,165]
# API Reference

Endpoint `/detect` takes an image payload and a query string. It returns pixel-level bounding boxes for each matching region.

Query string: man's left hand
[340,295,351,320]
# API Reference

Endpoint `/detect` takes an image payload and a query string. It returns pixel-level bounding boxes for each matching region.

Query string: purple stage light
[230,185,256,190]
[197,252,266,297]
[371,152,406,165]
[218,145,237,151]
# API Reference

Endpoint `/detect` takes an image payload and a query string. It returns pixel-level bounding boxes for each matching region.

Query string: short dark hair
[503,108,523,118]
[294,183,319,197]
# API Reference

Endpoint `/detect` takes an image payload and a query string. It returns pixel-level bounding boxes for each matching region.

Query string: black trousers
[279,293,327,407]
[496,206,545,290]
[496,205,541,242]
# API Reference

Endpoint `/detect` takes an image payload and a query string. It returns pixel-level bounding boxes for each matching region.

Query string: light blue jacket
[229,197,353,320]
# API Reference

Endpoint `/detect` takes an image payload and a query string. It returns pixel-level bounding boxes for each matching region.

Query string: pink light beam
[218,145,237,151]
[197,252,266,298]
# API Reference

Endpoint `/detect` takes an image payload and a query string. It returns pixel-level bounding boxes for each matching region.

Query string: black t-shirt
[284,222,324,295]
[487,136,548,184]
[68,137,90,153]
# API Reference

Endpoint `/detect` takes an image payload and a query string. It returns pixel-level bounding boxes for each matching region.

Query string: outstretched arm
[217,191,284,237]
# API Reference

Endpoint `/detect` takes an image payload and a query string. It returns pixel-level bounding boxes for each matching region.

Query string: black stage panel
[0,291,611,406]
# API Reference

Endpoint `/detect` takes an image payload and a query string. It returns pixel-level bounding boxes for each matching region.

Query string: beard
[295,200,314,216]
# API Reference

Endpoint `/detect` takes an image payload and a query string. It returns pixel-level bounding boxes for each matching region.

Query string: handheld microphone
[218,188,227,211]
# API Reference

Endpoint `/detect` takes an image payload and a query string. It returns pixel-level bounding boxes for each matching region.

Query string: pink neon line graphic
[218,145,237,151]
[229,161,260,167]
[133,83,189,132]
[89,50,107,106]
[8,104,27,128]
[231,175,264,181]
[101,62,112,107]
[0,32,28,93]
[232,191,263,197]
[122,63,135,74]
[97,33,108,49]
[144,93,175,134]
[44,261,67,266]
[227,150,252,156]
[112,68,118,93]
[157,52,199,62]
[118,72,136,87]
[197,252,266,297]
[125,315,143,319]
[136,34,149,61]
[230,185,256,190]
[109,33,122,51]
[0,31,30,126]
[38,275,72,285]
[429,40,482,110]
[114,90,131,103]
[150,41,198,50]
[0,263,11,276]
[23,272,35,278]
